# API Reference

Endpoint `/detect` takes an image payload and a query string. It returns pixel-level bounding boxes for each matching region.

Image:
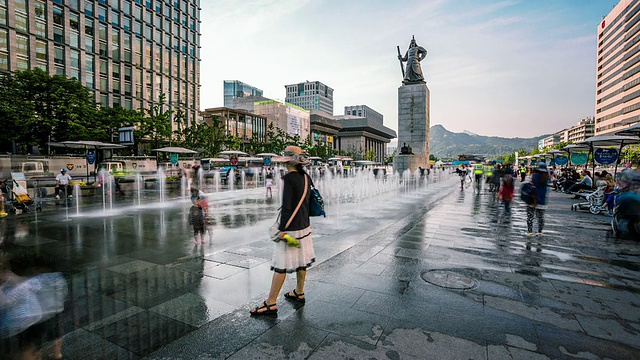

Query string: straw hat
[282,146,310,166]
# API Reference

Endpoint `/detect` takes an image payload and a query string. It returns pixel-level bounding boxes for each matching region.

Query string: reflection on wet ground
[2,174,640,359]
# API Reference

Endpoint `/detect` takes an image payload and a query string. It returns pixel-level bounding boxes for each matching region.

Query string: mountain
[430,125,547,158]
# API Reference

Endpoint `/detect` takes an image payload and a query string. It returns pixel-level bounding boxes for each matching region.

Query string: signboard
[170,153,179,165]
[230,156,238,165]
[118,126,135,145]
[263,157,272,166]
[554,155,568,166]
[287,113,301,136]
[86,151,96,165]
[594,148,618,165]
[66,164,75,171]
[570,152,588,166]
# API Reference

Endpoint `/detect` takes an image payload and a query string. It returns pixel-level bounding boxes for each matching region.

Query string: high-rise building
[344,105,383,125]
[223,80,263,109]
[595,0,640,135]
[285,81,333,115]
[0,0,201,126]
[567,117,595,143]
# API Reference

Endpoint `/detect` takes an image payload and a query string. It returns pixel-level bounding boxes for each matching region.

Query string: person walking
[498,174,515,214]
[265,171,274,197]
[526,162,549,236]
[250,146,314,316]
[189,197,206,245]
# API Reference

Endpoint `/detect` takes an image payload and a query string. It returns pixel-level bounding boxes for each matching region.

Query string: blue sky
[199,0,618,138]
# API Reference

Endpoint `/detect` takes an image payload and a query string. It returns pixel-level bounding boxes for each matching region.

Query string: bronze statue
[397,36,427,84]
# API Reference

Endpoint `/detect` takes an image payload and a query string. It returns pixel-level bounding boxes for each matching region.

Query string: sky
[199,0,619,138]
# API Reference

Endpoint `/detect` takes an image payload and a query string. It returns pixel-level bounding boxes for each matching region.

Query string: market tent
[579,135,640,175]
[151,147,198,154]
[615,122,640,137]
[219,150,249,156]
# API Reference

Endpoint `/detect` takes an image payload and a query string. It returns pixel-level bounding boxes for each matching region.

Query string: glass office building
[223,80,263,109]
[285,81,334,115]
[0,0,201,126]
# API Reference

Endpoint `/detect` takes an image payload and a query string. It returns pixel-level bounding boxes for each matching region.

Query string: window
[99,59,107,75]
[134,36,142,65]
[85,54,94,72]
[98,5,107,21]
[84,0,93,16]
[163,4,170,18]
[69,12,79,30]
[15,0,26,13]
[53,5,64,25]
[173,8,179,22]
[101,94,108,107]
[15,14,28,32]
[112,29,120,61]
[70,49,80,68]
[0,1,5,27]
[99,41,107,56]
[111,0,119,10]
[16,34,29,57]
[146,0,152,10]
[154,29,161,43]
[144,40,152,67]
[123,16,131,31]
[85,35,94,52]
[155,1,161,13]
[85,72,94,89]
[54,45,65,65]
[155,13,161,28]
[145,10,152,23]
[124,82,131,96]
[112,63,120,78]
[123,0,131,15]
[134,20,142,35]
[69,0,79,10]
[35,1,46,18]
[154,44,161,71]
[111,10,119,27]
[70,30,79,47]
[145,25,152,38]
[85,18,94,35]
[135,5,142,19]
[54,27,64,43]
[99,23,107,41]
[124,65,132,81]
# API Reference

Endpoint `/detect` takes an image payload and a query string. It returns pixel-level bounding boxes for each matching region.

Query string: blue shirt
[532,172,548,205]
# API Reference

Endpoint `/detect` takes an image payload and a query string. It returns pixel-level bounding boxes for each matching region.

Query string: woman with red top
[498,174,515,214]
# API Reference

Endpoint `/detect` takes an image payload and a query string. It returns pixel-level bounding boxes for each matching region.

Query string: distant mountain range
[429,125,547,158]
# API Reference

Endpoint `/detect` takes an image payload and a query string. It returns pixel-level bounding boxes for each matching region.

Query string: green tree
[138,93,173,150]
[364,148,376,161]
[92,106,145,144]
[0,68,98,152]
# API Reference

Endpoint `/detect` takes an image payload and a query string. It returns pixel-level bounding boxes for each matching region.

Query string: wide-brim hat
[280,146,311,166]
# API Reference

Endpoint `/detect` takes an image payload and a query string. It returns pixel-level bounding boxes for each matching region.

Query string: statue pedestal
[393,83,430,174]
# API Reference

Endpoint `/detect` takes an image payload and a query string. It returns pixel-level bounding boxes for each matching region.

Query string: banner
[594,148,618,165]
[570,152,588,166]
[287,113,301,136]
[554,155,568,166]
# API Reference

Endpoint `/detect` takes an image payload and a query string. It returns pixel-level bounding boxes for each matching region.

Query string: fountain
[241,170,246,191]
[135,172,143,206]
[198,167,204,192]
[181,173,188,199]
[228,169,235,192]
[214,170,220,193]
[158,167,166,204]
[74,183,81,216]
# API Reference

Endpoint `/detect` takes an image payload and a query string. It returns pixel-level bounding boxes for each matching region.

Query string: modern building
[567,117,595,143]
[234,96,311,141]
[0,0,201,126]
[333,114,396,163]
[344,105,383,125]
[200,107,266,144]
[285,81,334,115]
[223,80,262,109]
[595,0,640,135]
[309,110,342,151]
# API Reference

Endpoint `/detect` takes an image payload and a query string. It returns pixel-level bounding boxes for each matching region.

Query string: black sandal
[250,301,278,316]
[284,289,305,303]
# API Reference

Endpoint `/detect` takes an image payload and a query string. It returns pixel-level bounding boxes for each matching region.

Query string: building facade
[567,117,595,143]
[0,0,201,126]
[595,0,640,135]
[285,81,334,115]
[309,110,341,151]
[223,80,262,109]
[344,105,383,125]
[333,115,396,163]
[234,96,311,141]
[201,107,266,144]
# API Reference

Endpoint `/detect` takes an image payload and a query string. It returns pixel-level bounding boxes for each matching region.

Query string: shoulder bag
[307,175,326,217]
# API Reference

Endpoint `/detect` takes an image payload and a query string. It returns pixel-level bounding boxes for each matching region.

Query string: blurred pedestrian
[189,197,206,245]
[526,162,549,236]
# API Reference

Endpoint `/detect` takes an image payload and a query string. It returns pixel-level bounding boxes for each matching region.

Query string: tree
[92,106,145,144]
[138,93,172,150]
[364,148,376,161]
[0,68,98,152]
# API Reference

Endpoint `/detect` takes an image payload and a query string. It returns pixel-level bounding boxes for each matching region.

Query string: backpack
[520,183,536,205]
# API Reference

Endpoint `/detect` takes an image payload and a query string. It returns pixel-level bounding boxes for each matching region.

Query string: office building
[567,117,595,143]
[223,80,262,109]
[309,110,342,151]
[595,0,640,135]
[344,105,383,125]
[333,113,396,163]
[201,107,266,145]
[285,81,334,115]
[234,96,311,141]
[0,0,201,126]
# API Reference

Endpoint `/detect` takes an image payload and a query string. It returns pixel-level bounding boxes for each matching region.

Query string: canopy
[238,157,263,162]
[201,158,229,163]
[256,153,279,157]
[48,140,125,149]
[308,156,323,160]
[579,135,640,175]
[580,135,640,147]
[219,150,249,156]
[616,122,640,137]
[547,149,567,155]
[151,147,198,154]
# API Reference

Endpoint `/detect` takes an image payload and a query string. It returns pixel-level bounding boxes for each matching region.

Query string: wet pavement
[1,174,639,359]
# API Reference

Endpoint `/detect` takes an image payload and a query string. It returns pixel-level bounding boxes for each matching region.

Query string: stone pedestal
[393,83,430,174]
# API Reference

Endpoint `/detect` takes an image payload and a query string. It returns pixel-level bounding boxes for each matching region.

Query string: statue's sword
[397,46,405,78]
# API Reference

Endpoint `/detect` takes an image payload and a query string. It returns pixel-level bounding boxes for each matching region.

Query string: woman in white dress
[250,146,314,316]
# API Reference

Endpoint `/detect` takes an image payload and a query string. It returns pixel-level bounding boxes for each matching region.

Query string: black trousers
[55,185,72,197]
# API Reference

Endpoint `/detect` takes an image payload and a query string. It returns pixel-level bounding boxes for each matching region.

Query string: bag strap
[283,175,308,230]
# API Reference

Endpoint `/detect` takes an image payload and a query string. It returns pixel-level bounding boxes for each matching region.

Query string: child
[189,197,206,245]
[498,175,515,214]
[265,172,274,197]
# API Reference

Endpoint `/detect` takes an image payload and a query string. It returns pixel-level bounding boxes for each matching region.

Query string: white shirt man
[55,170,72,199]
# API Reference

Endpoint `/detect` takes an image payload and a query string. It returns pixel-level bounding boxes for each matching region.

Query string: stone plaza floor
[1,174,639,359]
